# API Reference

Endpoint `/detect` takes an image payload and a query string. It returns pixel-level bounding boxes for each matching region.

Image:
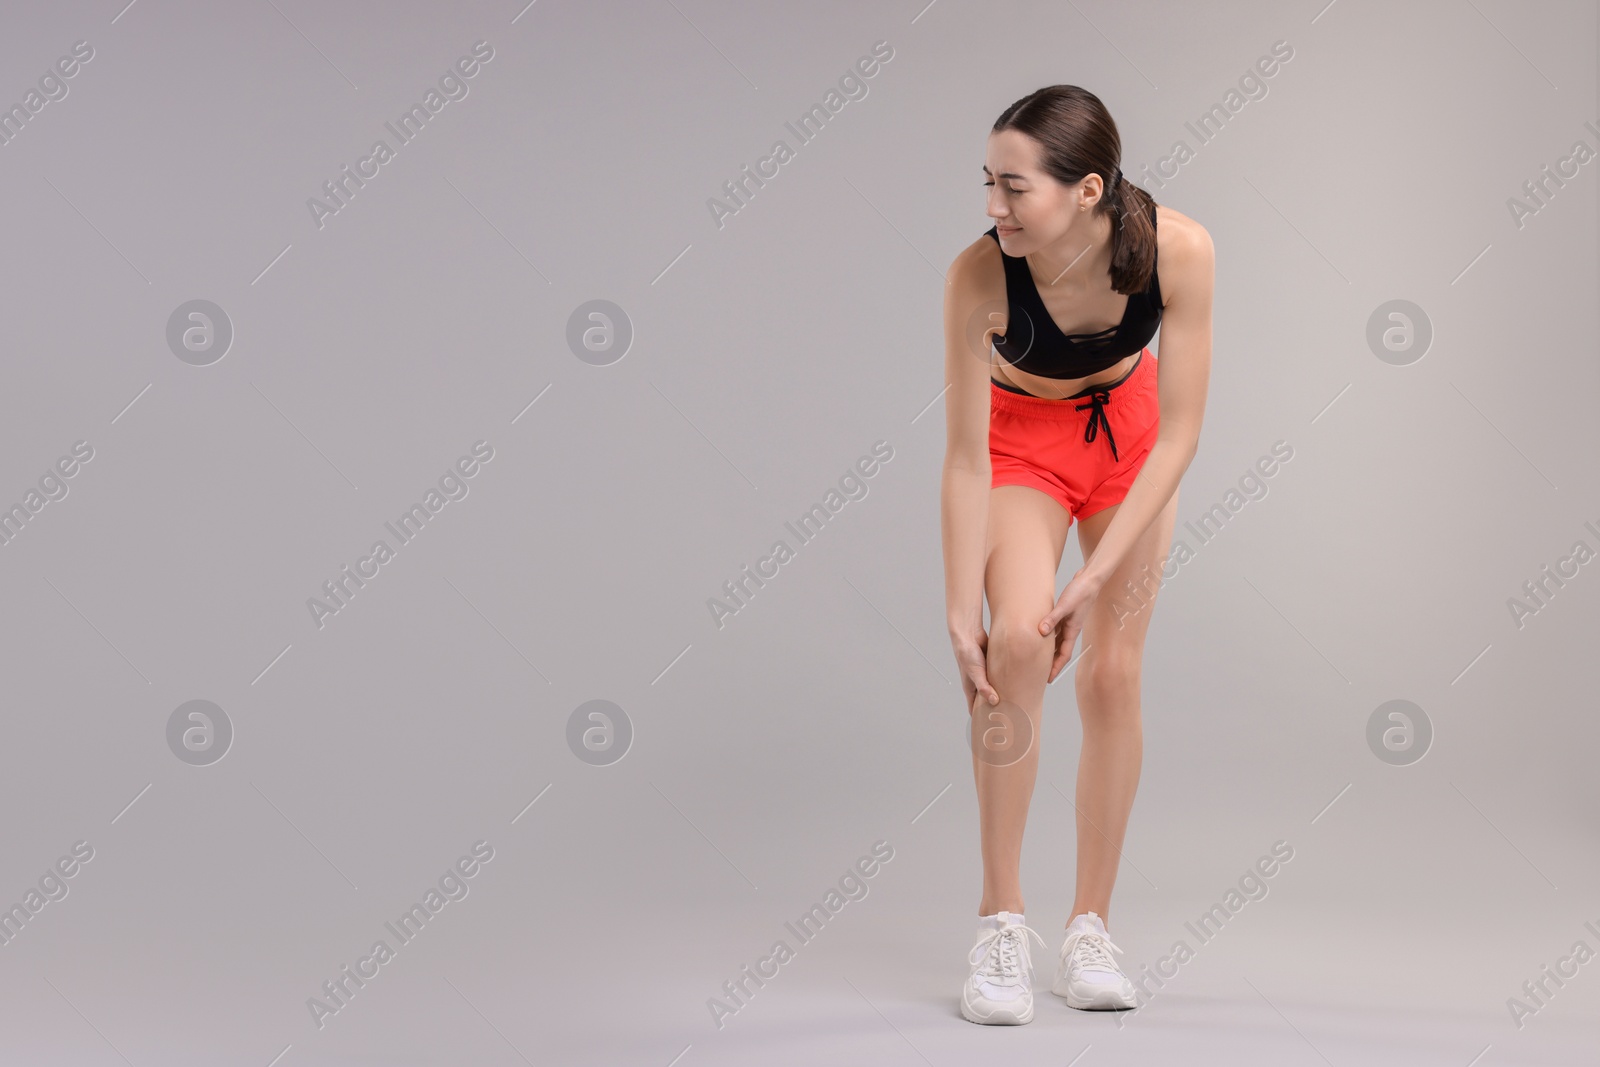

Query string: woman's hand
[1039,567,1103,684]
[950,626,999,713]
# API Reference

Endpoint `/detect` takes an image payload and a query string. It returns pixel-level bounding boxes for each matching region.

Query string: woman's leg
[974,484,1073,917]
[1064,489,1180,928]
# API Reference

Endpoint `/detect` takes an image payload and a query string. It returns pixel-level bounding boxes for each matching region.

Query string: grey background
[1,0,1596,1064]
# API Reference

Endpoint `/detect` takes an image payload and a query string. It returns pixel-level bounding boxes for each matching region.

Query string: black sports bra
[983,199,1163,379]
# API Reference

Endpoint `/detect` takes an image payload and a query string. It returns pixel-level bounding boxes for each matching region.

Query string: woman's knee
[1077,645,1142,705]
[986,611,1053,678]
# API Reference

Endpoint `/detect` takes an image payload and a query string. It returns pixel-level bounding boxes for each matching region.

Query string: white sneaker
[960,911,1046,1024]
[1051,911,1137,1010]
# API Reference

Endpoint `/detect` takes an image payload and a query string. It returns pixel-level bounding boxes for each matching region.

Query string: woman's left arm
[1038,217,1214,661]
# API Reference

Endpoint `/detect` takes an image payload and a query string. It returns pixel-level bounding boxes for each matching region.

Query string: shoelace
[1074,390,1120,462]
[970,921,1048,983]
[1063,926,1125,974]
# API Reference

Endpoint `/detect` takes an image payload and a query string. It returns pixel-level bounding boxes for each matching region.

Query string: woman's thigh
[1073,489,1181,664]
[985,485,1074,639]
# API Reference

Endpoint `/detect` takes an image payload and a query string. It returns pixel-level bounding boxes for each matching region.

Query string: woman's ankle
[979,900,1025,917]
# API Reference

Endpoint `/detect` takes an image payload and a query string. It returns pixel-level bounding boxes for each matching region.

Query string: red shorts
[989,348,1159,522]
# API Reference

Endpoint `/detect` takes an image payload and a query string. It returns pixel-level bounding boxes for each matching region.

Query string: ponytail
[1104,171,1156,296]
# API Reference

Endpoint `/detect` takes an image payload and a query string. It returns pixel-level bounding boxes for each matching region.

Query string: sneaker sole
[1049,977,1136,1011]
[960,993,1034,1025]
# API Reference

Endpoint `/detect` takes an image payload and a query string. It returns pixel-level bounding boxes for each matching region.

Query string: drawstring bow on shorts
[1075,389,1119,462]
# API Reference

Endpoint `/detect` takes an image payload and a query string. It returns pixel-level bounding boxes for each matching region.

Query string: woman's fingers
[954,637,1000,710]
[1038,604,1060,636]
[947,627,998,710]
[1047,618,1081,684]
[972,665,999,705]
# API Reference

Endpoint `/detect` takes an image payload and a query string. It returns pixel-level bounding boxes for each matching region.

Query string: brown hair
[992,85,1156,295]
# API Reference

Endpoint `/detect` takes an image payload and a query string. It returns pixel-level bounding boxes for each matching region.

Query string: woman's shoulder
[951,227,1005,270]
[1154,203,1212,266]
[946,230,1007,298]
[1153,202,1214,305]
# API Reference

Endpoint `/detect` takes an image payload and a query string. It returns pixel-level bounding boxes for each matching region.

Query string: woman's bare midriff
[990,350,1140,400]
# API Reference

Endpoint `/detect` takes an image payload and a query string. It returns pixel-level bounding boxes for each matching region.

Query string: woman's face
[983,129,1100,252]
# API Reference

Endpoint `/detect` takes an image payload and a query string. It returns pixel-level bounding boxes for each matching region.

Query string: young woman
[941,85,1213,1024]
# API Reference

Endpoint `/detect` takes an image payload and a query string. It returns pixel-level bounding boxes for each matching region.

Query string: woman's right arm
[941,244,1001,709]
